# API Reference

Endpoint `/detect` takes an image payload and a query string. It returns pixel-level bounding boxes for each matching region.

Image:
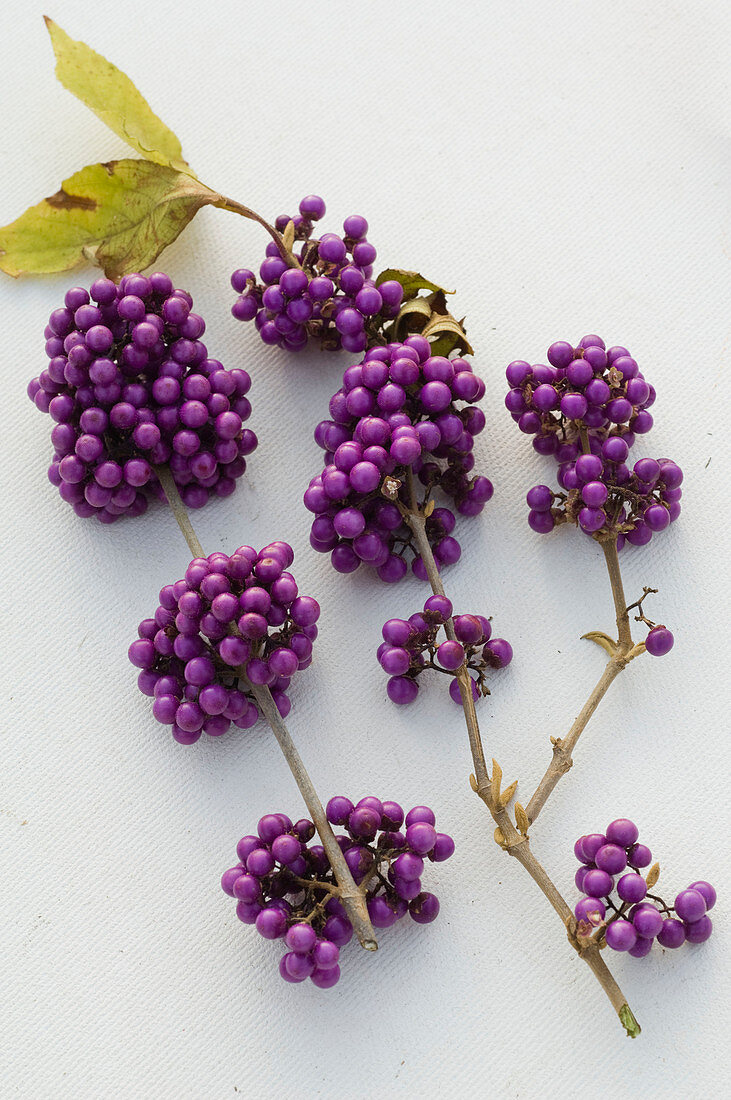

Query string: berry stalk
[525,537,642,826]
[155,463,206,558]
[157,463,378,950]
[402,469,640,1036]
[213,196,301,270]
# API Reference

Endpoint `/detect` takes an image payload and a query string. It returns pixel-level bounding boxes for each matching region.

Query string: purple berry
[617,873,648,904]
[575,896,606,926]
[674,889,707,924]
[628,843,652,869]
[409,892,440,924]
[632,904,663,939]
[645,626,674,657]
[684,916,713,944]
[687,881,716,910]
[605,818,639,847]
[657,918,686,948]
[605,919,637,952]
[583,869,613,898]
[595,844,628,875]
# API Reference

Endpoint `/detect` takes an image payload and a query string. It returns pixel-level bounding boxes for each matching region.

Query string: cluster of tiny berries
[526,446,683,546]
[506,336,655,446]
[129,543,319,743]
[221,799,454,987]
[378,594,512,705]
[231,196,404,353]
[573,819,716,957]
[304,335,492,581]
[28,273,256,521]
[507,336,683,547]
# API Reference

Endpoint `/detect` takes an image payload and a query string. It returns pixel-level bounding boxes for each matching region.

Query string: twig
[243,675,377,950]
[402,469,639,1036]
[158,465,377,950]
[525,538,638,826]
[154,464,205,559]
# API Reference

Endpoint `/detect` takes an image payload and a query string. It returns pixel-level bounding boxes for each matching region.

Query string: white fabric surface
[1,1,729,1096]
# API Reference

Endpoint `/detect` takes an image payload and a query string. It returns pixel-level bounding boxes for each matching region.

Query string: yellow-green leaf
[376,268,447,297]
[45,17,190,172]
[0,159,218,278]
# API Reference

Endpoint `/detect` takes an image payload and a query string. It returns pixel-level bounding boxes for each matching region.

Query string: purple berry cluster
[231,195,404,353]
[573,819,716,957]
[28,273,257,521]
[222,799,454,987]
[305,336,492,581]
[378,594,512,705]
[506,335,655,449]
[526,448,683,546]
[129,543,319,744]
[507,336,683,549]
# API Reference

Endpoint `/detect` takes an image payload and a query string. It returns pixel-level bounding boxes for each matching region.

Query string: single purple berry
[684,916,713,944]
[674,889,707,924]
[628,936,653,959]
[617,873,647,904]
[687,881,716,910]
[595,844,628,875]
[605,919,637,952]
[646,626,674,657]
[581,833,607,862]
[583,869,613,898]
[606,818,639,847]
[575,896,606,926]
[408,892,440,924]
[628,842,652,869]
[657,918,686,948]
[405,821,437,855]
[632,904,663,939]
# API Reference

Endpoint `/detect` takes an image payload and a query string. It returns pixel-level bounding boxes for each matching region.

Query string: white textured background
[1,1,729,1096]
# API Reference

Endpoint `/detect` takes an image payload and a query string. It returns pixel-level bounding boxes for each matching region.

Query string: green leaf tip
[619,1004,641,1038]
[0,160,218,278]
[44,16,191,173]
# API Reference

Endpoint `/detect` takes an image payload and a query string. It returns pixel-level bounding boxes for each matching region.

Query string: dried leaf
[515,802,529,835]
[490,759,502,805]
[499,779,518,808]
[380,475,402,501]
[0,160,218,278]
[282,219,295,252]
[389,287,473,356]
[581,630,618,657]
[375,268,447,297]
[45,18,190,172]
[421,312,474,356]
[392,296,433,333]
[646,862,660,889]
